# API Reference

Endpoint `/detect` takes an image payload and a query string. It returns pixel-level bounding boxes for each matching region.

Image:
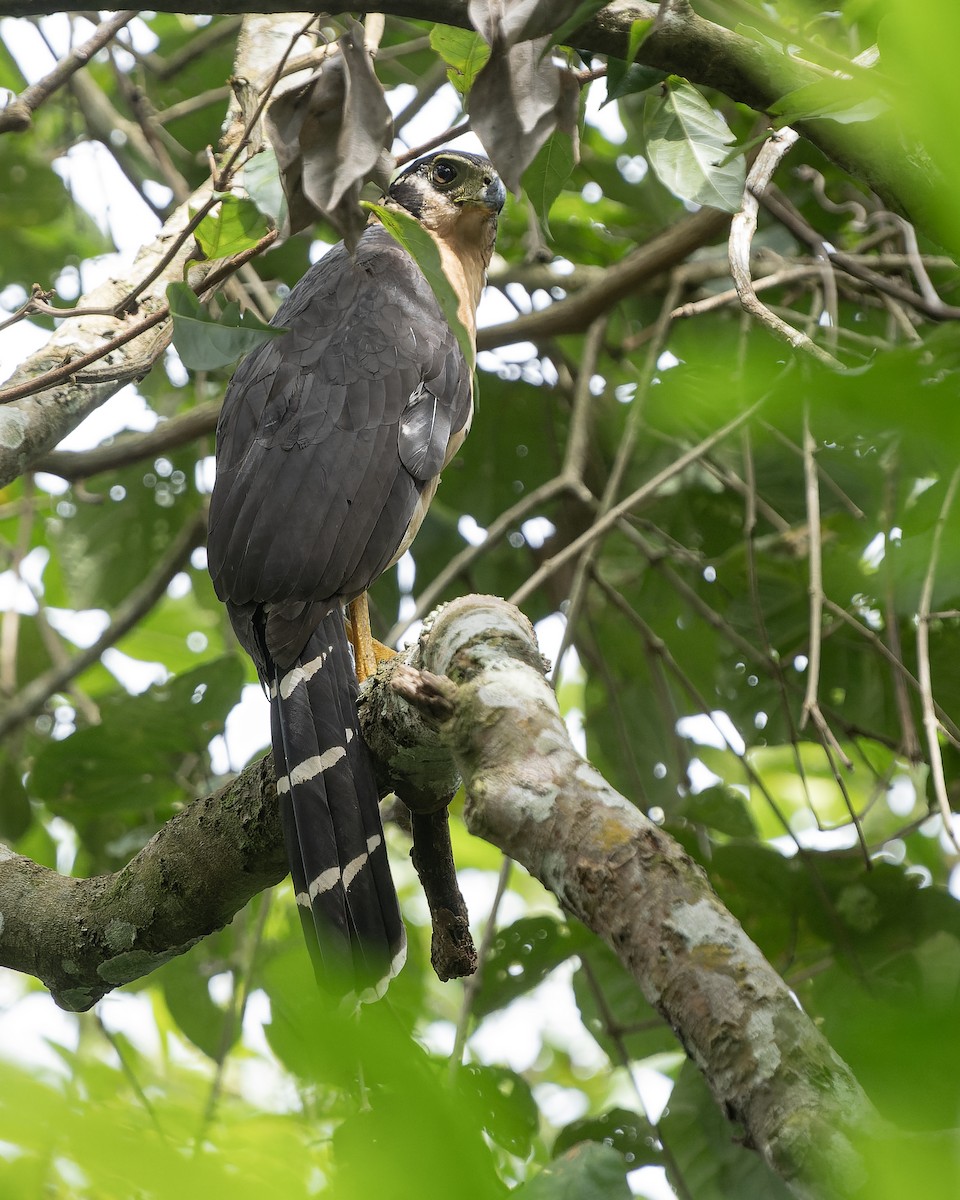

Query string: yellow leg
[346,594,396,683]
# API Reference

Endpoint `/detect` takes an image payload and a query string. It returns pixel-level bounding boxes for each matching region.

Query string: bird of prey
[207,150,505,1001]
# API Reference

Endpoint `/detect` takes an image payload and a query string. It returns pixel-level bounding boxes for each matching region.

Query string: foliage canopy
[1,2,959,1197]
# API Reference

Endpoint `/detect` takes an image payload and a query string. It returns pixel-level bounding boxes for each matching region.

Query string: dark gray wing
[207,225,472,627]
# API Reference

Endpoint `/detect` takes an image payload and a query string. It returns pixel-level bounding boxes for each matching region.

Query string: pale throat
[431,212,497,358]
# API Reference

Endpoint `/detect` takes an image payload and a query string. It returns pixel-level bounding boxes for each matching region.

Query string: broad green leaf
[518,1142,632,1199]
[243,147,288,228]
[429,24,490,95]
[363,202,474,365]
[194,193,269,260]
[474,915,587,1017]
[643,78,746,212]
[166,281,285,371]
[625,15,654,64]
[553,1106,662,1167]
[49,451,201,611]
[0,748,31,839]
[29,656,245,821]
[604,59,664,105]
[660,1062,792,1199]
[455,1063,539,1156]
[574,938,677,1063]
[678,785,758,837]
[159,945,240,1061]
[770,79,889,126]
[523,130,577,231]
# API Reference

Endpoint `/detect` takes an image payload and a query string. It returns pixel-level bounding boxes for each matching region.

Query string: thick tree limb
[0,589,888,1192]
[380,595,884,1199]
[0,755,285,1011]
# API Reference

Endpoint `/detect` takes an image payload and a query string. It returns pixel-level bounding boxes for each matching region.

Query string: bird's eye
[432,160,458,186]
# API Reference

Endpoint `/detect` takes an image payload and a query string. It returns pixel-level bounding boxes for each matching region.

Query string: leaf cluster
[2,3,960,1199]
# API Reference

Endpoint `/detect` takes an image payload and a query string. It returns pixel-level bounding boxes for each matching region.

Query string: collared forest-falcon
[207,151,506,1001]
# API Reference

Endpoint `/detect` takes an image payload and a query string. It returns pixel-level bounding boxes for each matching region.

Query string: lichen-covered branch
[0,589,888,1192]
[0,755,285,1011]
[0,14,308,491]
[380,594,884,1199]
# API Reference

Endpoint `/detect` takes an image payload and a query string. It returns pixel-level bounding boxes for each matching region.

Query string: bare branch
[916,468,960,852]
[381,594,884,1197]
[478,206,730,349]
[0,754,285,1011]
[729,127,842,367]
[0,510,206,740]
[35,401,220,482]
[0,11,136,133]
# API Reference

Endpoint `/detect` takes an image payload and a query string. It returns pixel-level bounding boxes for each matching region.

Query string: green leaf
[0,748,31,840]
[553,1106,662,1167]
[363,203,474,365]
[166,281,285,371]
[194,194,269,260]
[244,147,288,228]
[604,59,664,105]
[678,786,758,837]
[49,451,202,612]
[770,79,889,126]
[574,938,677,1063]
[551,0,610,50]
[523,130,577,232]
[29,656,245,820]
[661,1062,793,1199]
[429,24,490,96]
[159,940,240,1061]
[455,1063,539,1156]
[474,915,588,1018]
[643,78,746,212]
[625,16,654,64]
[518,1142,632,1199]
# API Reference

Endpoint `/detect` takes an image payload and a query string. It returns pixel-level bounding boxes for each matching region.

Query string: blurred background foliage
[1,1,959,1197]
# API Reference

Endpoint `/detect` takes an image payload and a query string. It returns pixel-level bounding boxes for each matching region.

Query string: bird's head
[386,150,505,240]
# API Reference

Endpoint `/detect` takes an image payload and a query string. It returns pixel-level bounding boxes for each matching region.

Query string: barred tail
[270,610,406,1002]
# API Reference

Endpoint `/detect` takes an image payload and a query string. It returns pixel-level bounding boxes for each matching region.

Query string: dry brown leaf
[264,22,393,245]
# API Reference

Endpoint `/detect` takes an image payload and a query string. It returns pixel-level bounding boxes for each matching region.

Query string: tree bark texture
[0,754,285,1011]
[0,593,885,1195]
[385,596,884,1199]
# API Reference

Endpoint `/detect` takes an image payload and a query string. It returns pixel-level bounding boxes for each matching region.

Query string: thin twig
[0,511,206,739]
[916,467,960,853]
[729,127,843,369]
[397,120,472,166]
[0,229,278,408]
[449,856,512,1079]
[385,474,585,647]
[0,11,136,134]
[0,478,34,695]
[511,399,765,608]
[550,315,611,670]
[578,954,694,1200]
